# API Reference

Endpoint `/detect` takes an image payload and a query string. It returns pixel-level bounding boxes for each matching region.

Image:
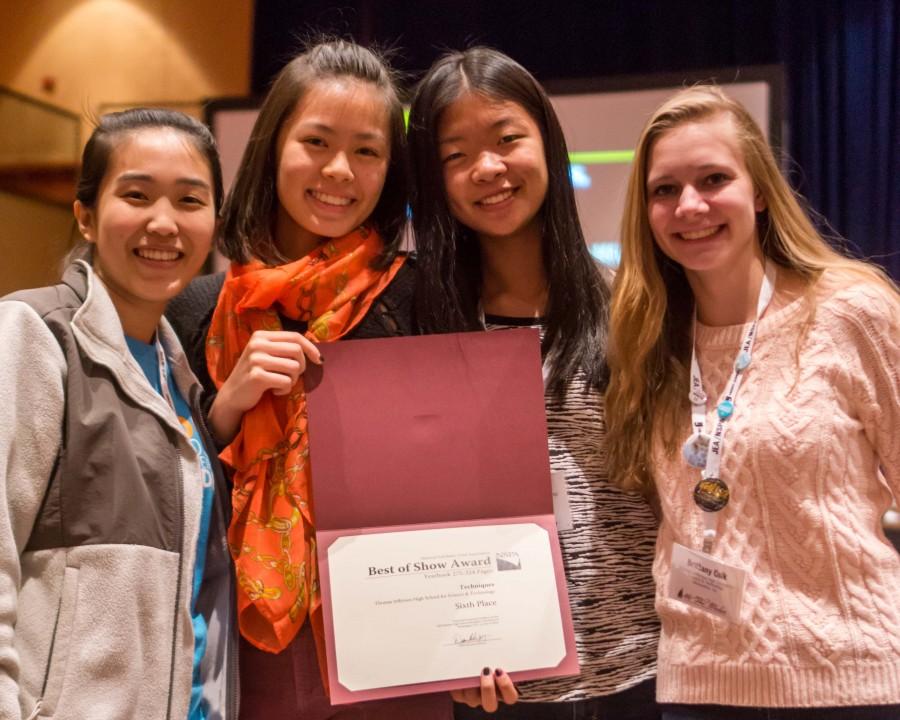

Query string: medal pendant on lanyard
[683,261,776,554]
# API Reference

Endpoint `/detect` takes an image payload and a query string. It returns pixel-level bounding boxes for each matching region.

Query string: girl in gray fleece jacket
[0,109,237,720]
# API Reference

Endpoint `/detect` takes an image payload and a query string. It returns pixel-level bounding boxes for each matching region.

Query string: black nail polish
[495,668,504,677]
[482,667,490,676]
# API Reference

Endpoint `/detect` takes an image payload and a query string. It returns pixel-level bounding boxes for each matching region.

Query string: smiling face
[438,92,548,246]
[646,113,765,284]
[273,78,391,259]
[74,127,216,340]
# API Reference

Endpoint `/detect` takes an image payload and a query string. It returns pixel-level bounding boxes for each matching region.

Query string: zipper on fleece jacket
[165,444,186,720]
[31,573,66,716]
[38,587,64,698]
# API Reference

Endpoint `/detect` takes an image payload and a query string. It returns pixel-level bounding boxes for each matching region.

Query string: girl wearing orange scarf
[168,41,450,720]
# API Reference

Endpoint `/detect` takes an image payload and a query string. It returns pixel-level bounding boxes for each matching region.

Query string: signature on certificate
[453,632,489,646]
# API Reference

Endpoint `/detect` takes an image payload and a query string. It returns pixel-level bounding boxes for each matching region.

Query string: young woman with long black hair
[167,39,450,720]
[407,47,661,719]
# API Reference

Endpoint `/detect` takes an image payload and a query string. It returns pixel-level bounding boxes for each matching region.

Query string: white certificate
[327,522,566,691]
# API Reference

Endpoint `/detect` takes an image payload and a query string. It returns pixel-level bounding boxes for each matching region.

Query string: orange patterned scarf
[206,227,404,668]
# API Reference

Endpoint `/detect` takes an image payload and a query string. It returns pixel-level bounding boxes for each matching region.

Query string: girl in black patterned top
[408,47,661,719]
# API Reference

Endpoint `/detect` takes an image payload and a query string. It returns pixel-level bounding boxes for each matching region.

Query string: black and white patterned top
[484,314,660,701]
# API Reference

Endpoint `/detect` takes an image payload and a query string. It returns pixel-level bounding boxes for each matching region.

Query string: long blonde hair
[606,85,896,496]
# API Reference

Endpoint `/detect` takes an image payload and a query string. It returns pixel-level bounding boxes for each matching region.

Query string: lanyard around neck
[685,260,776,553]
[154,336,177,413]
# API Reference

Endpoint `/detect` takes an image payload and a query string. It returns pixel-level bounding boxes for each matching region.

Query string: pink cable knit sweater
[653,271,900,707]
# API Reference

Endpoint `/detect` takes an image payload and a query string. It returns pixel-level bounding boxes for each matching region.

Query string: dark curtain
[252,0,899,279]
[777,0,899,279]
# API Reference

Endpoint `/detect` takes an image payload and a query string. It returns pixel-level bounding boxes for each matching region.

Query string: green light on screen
[568,150,634,165]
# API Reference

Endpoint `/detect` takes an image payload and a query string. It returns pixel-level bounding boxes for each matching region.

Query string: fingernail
[318,355,324,364]
[495,668,504,677]
[482,667,490,676]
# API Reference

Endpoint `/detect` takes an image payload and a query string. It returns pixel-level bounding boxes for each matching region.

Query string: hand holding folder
[305,329,578,704]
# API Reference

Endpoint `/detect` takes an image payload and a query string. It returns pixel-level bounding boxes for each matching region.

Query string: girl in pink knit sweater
[606,85,900,718]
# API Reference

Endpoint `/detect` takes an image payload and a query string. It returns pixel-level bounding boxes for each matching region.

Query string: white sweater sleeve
[0,300,66,720]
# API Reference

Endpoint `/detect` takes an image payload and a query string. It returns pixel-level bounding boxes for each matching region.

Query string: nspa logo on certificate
[496,552,522,571]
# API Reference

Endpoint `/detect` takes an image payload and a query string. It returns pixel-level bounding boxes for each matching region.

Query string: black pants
[453,678,659,720]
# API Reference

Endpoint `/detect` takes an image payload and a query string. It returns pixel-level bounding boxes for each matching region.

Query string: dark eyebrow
[439,117,520,145]
[354,131,386,142]
[301,122,385,142]
[177,178,212,190]
[117,172,210,190]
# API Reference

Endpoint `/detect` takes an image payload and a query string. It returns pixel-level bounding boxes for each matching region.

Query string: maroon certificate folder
[305,329,578,704]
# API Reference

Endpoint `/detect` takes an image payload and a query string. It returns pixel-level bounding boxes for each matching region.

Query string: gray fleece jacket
[0,261,237,720]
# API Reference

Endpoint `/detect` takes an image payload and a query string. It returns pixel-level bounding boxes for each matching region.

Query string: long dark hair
[408,46,610,397]
[219,38,407,267]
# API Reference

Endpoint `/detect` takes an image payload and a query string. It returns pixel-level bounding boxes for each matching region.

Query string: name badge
[668,543,746,623]
[550,470,574,533]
